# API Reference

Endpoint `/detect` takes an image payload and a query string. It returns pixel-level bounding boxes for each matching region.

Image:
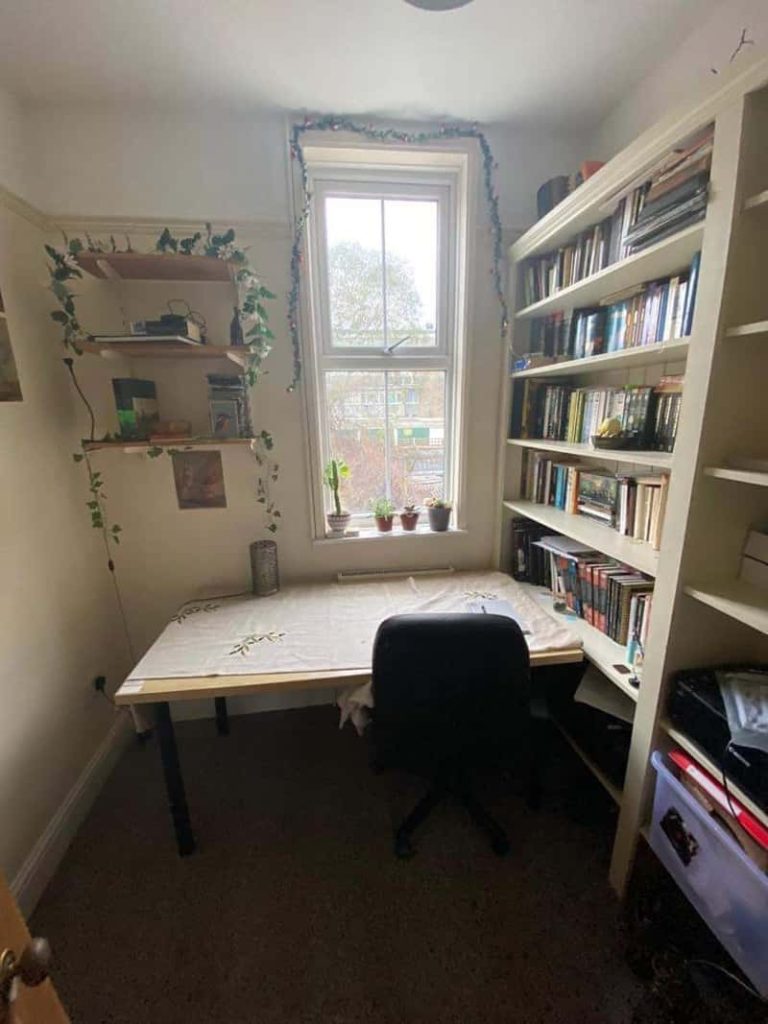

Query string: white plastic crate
[650,750,768,996]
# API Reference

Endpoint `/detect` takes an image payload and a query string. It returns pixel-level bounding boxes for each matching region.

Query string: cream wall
[590,0,768,157]
[0,200,131,890]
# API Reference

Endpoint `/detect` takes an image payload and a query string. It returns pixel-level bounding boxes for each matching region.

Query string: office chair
[371,612,537,859]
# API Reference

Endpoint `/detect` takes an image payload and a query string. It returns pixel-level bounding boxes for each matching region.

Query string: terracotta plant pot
[375,515,394,533]
[400,511,420,531]
[427,506,451,532]
[326,511,351,537]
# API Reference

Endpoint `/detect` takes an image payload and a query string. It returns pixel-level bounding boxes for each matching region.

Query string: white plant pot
[327,511,351,537]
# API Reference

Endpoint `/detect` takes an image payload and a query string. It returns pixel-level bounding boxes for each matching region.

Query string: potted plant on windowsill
[372,497,395,533]
[400,503,420,531]
[324,458,351,537]
[426,496,452,532]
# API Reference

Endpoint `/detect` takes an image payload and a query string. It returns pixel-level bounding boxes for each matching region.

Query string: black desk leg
[154,702,196,856]
[214,696,229,736]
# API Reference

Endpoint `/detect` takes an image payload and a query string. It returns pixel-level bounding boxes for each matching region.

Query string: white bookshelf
[507,437,673,470]
[510,338,689,379]
[496,57,768,899]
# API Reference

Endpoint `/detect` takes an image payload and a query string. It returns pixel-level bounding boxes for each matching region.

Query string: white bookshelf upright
[496,56,768,896]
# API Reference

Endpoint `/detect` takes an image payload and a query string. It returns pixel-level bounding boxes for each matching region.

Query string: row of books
[522,455,670,549]
[509,521,653,664]
[511,379,682,452]
[617,126,713,258]
[519,126,712,307]
[527,252,700,361]
[549,548,654,657]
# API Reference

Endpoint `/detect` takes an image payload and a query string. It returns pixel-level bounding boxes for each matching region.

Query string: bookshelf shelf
[82,437,256,453]
[502,499,659,575]
[510,339,689,379]
[703,466,768,486]
[660,720,768,830]
[725,321,768,338]
[507,438,674,469]
[553,718,623,805]
[683,580,768,637]
[75,251,235,283]
[80,337,248,368]
[519,581,639,701]
[515,223,704,321]
[744,189,768,211]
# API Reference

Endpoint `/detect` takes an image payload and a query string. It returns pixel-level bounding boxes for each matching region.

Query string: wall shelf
[507,437,673,469]
[80,337,248,368]
[515,223,704,320]
[75,251,236,282]
[725,321,768,338]
[683,580,768,636]
[518,581,639,702]
[503,498,659,576]
[510,339,689,379]
[660,720,768,830]
[703,466,768,486]
[83,437,256,453]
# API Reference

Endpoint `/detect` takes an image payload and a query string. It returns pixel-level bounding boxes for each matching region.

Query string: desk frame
[117,649,583,856]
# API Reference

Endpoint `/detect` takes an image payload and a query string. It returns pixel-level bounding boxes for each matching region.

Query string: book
[112,378,159,439]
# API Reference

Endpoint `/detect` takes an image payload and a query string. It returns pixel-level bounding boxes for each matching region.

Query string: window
[303,150,468,533]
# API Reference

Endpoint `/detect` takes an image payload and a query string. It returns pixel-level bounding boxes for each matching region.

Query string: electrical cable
[63,357,96,441]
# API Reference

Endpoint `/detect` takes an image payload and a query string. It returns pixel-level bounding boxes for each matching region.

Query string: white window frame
[298,143,470,539]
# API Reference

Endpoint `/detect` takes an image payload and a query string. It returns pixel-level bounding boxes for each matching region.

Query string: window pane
[324,196,438,349]
[384,200,438,348]
[388,370,445,507]
[325,197,384,347]
[325,370,446,515]
[326,371,386,512]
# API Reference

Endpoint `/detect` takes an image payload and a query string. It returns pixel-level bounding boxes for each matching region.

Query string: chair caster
[394,832,416,859]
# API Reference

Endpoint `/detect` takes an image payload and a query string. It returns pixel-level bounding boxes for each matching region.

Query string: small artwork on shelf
[210,399,241,439]
[0,288,23,402]
[172,451,227,509]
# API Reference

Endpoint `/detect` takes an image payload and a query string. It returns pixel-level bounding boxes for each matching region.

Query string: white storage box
[649,750,768,996]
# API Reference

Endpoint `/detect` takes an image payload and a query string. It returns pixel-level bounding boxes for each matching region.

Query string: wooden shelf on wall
[515,223,704,320]
[510,339,689,379]
[75,251,236,283]
[744,189,768,211]
[507,437,674,469]
[82,437,256,453]
[80,337,249,368]
[502,498,659,576]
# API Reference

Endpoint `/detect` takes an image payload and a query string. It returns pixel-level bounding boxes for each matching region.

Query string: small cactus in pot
[324,458,350,536]
[400,502,420,531]
[425,496,452,532]
[371,496,395,532]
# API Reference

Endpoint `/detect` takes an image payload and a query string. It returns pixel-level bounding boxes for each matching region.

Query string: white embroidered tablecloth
[125,571,579,684]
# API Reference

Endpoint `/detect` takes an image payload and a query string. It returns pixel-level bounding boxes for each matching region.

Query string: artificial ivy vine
[286,115,509,391]
[47,225,281,548]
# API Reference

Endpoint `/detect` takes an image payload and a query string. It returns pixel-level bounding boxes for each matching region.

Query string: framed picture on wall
[171,450,227,509]
[0,287,23,402]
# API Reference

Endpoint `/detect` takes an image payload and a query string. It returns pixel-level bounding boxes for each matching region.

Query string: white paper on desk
[575,666,635,724]
[465,598,530,634]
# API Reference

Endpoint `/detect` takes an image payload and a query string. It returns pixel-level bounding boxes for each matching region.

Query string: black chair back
[371,612,531,775]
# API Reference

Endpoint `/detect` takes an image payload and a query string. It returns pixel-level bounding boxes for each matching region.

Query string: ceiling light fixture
[404,0,474,10]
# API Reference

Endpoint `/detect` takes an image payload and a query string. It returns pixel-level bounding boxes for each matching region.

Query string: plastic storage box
[650,750,768,996]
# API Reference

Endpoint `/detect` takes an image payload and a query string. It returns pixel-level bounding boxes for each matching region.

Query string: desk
[115,571,582,854]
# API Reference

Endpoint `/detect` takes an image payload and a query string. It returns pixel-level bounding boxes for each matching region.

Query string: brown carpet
[32,706,642,1023]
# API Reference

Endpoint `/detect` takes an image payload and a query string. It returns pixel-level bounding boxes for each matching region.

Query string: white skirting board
[11,715,132,918]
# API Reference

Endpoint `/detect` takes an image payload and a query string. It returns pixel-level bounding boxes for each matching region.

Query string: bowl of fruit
[591,418,639,450]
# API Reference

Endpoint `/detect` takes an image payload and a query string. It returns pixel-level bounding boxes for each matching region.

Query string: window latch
[384,336,411,355]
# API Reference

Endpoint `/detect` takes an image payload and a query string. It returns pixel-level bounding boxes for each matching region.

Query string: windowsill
[314,525,467,545]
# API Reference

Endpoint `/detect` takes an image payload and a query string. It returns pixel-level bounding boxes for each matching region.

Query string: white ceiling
[0,0,718,127]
